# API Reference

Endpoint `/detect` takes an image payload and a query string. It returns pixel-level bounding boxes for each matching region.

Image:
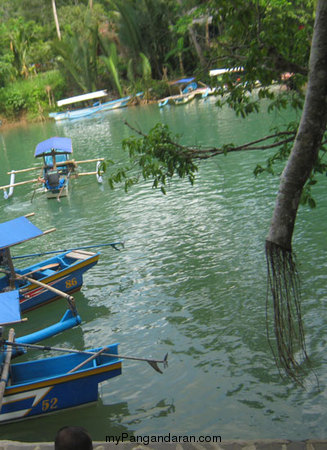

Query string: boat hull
[49,105,102,121]
[44,184,68,198]
[0,345,122,424]
[0,250,99,312]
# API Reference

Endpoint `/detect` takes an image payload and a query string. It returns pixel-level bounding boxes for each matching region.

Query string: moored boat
[0,343,122,423]
[0,289,115,424]
[1,136,104,200]
[49,90,144,122]
[0,215,100,312]
[158,77,212,107]
[34,136,74,198]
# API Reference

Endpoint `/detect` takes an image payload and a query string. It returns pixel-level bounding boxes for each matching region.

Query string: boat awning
[34,137,72,157]
[209,67,244,77]
[0,290,22,325]
[0,216,44,250]
[57,90,108,107]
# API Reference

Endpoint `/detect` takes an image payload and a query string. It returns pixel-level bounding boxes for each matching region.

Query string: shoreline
[0,117,42,132]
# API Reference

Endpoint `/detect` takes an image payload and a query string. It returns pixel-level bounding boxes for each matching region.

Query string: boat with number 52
[0,343,122,424]
[0,290,121,424]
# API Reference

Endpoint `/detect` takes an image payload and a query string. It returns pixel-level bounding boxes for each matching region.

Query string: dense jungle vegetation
[0,0,315,123]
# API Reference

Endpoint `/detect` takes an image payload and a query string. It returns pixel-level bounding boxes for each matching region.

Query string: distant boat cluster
[49,90,143,122]
[48,68,245,121]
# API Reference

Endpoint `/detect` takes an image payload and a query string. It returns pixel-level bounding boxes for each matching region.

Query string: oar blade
[163,352,168,369]
[147,354,168,374]
[147,360,163,374]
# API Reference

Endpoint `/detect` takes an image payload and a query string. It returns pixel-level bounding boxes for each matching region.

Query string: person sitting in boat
[38,170,65,190]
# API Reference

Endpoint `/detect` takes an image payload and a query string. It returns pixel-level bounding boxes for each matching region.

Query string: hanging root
[265,240,310,385]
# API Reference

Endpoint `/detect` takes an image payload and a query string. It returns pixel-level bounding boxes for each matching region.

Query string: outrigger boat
[0,289,81,351]
[0,215,102,312]
[48,90,144,122]
[0,340,122,424]
[0,288,104,424]
[158,77,213,107]
[1,136,104,200]
[0,287,167,424]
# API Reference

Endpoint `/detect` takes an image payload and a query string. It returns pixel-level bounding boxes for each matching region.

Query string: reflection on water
[0,98,326,441]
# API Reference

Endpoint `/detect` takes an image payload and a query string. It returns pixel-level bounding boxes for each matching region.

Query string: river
[0,96,326,442]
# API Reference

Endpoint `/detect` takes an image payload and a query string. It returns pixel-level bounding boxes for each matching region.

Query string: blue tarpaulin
[34,137,72,157]
[0,290,21,325]
[0,216,43,249]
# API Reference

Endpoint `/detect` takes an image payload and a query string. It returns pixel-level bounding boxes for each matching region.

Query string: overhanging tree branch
[124,120,296,159]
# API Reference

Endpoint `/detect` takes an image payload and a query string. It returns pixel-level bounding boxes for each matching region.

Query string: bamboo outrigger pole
[7,167,42,175]
[0,178,39,190]
[55,158,104,168]
[0,328,15,412]
[16,273,76,311]
[77,171,99,176]
[11,241,124,260]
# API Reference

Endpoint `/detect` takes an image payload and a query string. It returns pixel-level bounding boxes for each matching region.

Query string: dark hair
[55,426,93,450]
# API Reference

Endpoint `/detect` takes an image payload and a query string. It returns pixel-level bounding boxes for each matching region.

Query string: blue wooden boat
[158,77,197,107]
[0,291,81,357]
[0,290,117,424]
[1,136,104,200]
[0,288,166,424]
[34,136,74,198]
[49,105,104,121]
[0,289,81,352]
[0,344,121,423]
[158,78,214,107]
[0,216,99,312]
[48,91,144,122]
[49,90,108,122]
[100,95,131,112]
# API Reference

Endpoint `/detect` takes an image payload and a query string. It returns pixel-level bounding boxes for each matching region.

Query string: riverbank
[0,439,327,449]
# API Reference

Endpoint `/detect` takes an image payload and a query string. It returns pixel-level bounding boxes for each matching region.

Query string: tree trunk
[266,0,327,382]
[267,1,327,249]
[176,0,207,68]
[52,0,61,41]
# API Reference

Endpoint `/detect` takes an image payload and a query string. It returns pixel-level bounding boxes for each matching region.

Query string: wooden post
[15,274,76,307]
[0,328,15,412]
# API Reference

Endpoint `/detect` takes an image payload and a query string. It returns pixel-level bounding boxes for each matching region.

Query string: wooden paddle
[23,263,60,278]
[6,341,169,374]
[14,273,76,313]
[68,347,108,373]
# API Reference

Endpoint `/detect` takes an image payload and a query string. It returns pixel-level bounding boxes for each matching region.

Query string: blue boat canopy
[0,216,44,250]
[34,137,72,158]
[0,290,21,325]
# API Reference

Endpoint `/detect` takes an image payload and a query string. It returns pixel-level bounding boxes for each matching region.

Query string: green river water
[0,96,326,442]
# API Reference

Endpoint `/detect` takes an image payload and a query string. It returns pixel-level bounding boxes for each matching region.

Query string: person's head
[54,426,93,450]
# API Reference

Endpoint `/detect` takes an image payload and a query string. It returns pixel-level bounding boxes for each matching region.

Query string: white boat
[49,91,143,122]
